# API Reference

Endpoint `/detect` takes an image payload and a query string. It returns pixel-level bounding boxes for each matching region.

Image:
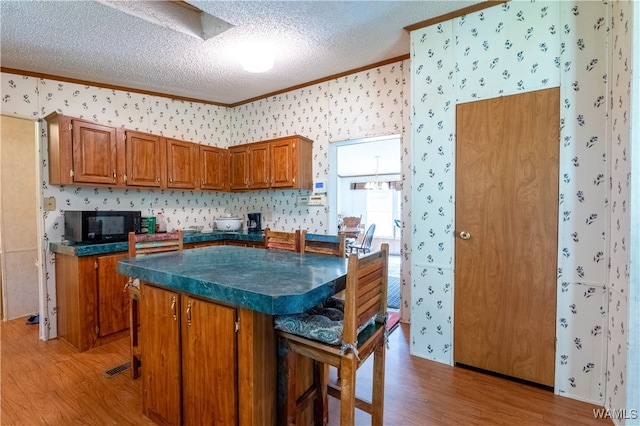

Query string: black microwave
[64,210,141,243]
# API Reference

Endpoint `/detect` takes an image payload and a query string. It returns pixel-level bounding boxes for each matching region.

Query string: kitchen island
[118,246,348,425]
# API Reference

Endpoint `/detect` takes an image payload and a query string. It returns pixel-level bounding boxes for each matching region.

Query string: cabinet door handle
[171,295,177,321]
[186,301,192,326]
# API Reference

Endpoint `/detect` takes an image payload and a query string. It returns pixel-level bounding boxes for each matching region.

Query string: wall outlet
[44,196,56,211]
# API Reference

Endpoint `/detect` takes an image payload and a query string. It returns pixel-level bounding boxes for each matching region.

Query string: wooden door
[141,284,182,425]
[181,296,238,426]
[248,142,271,189]
[72,120,118,184]
[200,145,228,191]
[228,146,248,190]
[166,138,198,189]
[125,131,163,187]
[96,253,129,337]
[270,138,295,188]
[454,88,559,387]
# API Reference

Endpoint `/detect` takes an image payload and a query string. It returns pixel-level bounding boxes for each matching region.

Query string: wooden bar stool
[264,228,301,252]
[300,231,346,258]
[124,230,183,379]
[275,244,389,425]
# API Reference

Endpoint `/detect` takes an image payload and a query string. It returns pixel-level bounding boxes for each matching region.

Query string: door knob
[459,231,471,240]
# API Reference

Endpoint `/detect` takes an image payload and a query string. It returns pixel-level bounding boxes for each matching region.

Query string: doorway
[328,135,402,315]
[453,88,559,387]
[0,115,39,322]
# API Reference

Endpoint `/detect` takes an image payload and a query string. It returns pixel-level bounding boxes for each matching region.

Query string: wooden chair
[125,229,183,379]
[347,223,376,255]
[300,230,346,258]
[341,215,362,239]
[276,244,389,425]
[264,228,301,252]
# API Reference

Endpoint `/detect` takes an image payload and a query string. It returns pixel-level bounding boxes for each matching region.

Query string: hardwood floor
[2,317,609,425]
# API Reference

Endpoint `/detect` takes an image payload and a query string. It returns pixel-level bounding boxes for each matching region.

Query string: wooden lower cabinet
[141,283,276,426]
[55,252,130,351]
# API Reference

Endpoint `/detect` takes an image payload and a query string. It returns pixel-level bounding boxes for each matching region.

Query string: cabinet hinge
[235,320,239,333]
[69,123,73,131]
[95,325,99,335]
[124,174,128,182]
[70,169,74,177]
[94,260,98,269]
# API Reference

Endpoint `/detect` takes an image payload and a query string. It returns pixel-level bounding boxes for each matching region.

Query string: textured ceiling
[1,1,482,106]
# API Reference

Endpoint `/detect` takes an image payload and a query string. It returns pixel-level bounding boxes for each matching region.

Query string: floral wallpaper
[411,0,635,409]
[1,60,412,340]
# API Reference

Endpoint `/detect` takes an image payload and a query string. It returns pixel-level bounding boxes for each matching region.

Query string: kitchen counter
[117,245,347,315]
[49,230,265,256]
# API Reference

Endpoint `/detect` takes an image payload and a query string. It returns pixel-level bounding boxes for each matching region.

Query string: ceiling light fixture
[239,41,275,73]
[364,156,388,190]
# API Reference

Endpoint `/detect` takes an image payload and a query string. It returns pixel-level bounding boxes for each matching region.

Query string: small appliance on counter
[216,215,243,232]
[247,213,262,232]
[64,210,141,243]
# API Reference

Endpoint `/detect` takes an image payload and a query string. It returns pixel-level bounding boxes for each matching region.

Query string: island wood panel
[182,296,238,426]
[454,87,559,387]
[237,307,278,425]
[140,284,183,425]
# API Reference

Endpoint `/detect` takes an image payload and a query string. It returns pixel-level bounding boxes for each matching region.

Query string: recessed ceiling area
[0,1,484,106]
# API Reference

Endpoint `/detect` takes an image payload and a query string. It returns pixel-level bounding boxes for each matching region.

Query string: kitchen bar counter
[49,230,265,256]
[117,245,347,315]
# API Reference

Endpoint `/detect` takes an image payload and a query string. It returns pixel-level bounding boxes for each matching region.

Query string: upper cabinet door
[72,120,118,185]
[125,131,164,187]
[270,138,295,188]
[167,138,199,189]
[228,146,248,190]
[247,142,271,189]
[200,145,228,191]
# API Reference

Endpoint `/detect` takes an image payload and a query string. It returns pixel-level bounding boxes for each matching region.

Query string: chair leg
[339,356,357,425]
[130,297,140,379]
[371,343,386,426]
[277,337,298,426]
[313,361,328,426]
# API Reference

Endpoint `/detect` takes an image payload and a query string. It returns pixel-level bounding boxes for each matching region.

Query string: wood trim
[1,54,409,109]
[404,1,509,32]
[228,54,409,107]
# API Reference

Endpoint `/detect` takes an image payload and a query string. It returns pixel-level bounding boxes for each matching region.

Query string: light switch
[44,196,56,211]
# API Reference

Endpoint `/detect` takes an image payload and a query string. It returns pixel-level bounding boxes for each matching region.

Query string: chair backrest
[343,244,389,344]
[360,224,376,250]
[264,228,301,252]
[128,230,184,257]
[300,230,346,257]
[342,216,361,229]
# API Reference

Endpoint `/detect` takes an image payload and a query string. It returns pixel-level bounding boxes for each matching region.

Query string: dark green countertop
[117,245,348,315]
[49,231,265,256]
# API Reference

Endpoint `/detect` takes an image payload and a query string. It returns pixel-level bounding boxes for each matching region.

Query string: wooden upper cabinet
[228,146,249,190]
[247,142,271,189]
[232,136,313,191]
[167,138,199,189]
[46,112,123,185]
[200,145,228,191]
[271,136,312,189]
[125,131,164,187]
